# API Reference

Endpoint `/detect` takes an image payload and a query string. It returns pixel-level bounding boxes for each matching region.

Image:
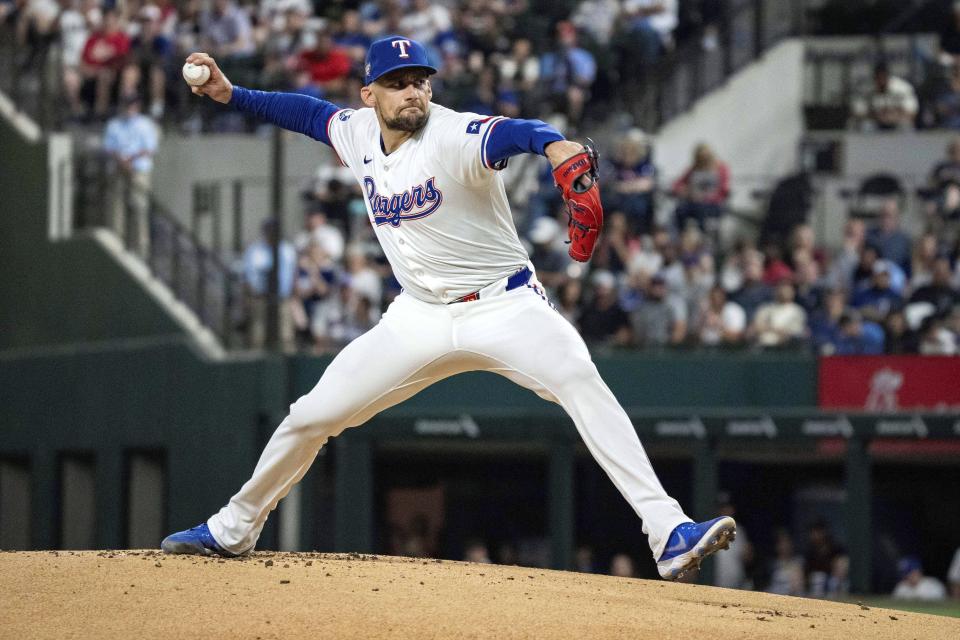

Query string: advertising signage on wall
[819,356,960,411]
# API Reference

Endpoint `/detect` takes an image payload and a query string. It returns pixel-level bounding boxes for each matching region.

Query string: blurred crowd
[244,131,960,355]
[9,0,960,131]
[1,0,729,129]
[4,1,960,354]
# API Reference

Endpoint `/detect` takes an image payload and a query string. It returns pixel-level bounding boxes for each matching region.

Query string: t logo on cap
[364,35,438,85]
[392,39,412,58]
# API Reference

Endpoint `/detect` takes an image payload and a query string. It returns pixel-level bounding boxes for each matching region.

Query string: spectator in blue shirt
[242,218,297,350]
[851,262,903,322]
[866,200,913,275]
[852,244,907,294]
[103,94,158,260]
[540,22,596,126]
[834,311,885,355]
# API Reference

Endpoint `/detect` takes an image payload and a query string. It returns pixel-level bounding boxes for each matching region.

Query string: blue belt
[450,266,532,303]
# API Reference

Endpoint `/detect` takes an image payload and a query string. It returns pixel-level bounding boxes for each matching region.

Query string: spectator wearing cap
[866,200,912,275]
[539,21,596,126]
[851,262,903,323]
[852,245,906,295]
[629,273,687,347]
[749,280,806,348]
[697,285,746,346]
[528,216,569,295]
[604,129,657,234]
[103,94,158,260]
[578,270,631,346]
[892,557,947,601]
[834,311,885,355]
[671,143,730,233]
[850,61,918,131]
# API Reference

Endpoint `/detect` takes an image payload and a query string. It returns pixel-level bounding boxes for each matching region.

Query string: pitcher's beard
[383,106,429,132]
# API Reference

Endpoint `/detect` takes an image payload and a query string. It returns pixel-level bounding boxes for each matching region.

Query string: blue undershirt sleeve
[229,86,341,146]
[483,118,565,169]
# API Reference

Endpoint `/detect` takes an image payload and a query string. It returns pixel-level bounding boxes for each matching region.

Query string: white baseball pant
[208,275,690,558]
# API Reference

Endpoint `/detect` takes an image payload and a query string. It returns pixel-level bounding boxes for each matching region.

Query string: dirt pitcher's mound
[1,551,957,639]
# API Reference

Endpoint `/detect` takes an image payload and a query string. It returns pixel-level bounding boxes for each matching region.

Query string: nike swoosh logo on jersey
[364,156,373,164]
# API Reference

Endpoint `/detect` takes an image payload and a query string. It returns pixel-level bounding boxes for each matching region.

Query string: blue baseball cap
[364,35,437,85]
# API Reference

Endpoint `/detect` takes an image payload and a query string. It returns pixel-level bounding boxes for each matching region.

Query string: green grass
[841,597,960,618]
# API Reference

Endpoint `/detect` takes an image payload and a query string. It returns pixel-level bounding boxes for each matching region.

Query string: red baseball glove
[552,142,603,262]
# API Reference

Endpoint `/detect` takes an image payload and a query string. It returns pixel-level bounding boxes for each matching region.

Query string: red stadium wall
[819,356,960,411]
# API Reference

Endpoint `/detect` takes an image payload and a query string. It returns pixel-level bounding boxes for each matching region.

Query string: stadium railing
[71,150,246,348]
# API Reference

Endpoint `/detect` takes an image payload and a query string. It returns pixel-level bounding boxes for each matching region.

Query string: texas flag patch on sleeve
[465,116,495,134]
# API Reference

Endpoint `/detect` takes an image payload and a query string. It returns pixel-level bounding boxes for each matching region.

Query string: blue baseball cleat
[656,516,737,580]
[161,523,239,557]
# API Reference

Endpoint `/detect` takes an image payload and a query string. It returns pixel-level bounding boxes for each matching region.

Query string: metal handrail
[632,0,806,131]
[74,151,246,347]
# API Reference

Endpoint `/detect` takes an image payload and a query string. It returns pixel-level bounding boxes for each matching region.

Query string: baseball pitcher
[162,36,735,580]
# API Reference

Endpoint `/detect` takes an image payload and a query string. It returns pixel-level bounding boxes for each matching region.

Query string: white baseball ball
[182,63,211,87]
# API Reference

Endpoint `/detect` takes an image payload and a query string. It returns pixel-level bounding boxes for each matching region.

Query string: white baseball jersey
[326,103,530,304]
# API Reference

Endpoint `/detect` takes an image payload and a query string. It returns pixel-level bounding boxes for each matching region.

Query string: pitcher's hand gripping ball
[553,142,602,262]
[182,62,211,87]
